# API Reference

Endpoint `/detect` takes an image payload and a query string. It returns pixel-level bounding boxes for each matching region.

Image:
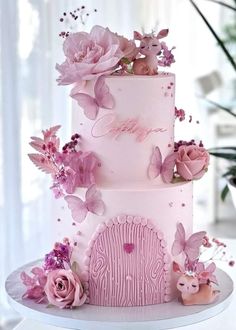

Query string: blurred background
[0,0,236,328]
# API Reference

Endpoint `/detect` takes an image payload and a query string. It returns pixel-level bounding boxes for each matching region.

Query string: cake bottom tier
[54,181,193,307]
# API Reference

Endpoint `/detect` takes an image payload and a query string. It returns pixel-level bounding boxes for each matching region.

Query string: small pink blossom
[56,25,123,85]
[202,235,212,248]
[176,145,210,181]
[44,269,86,309]
[52,186,65,199]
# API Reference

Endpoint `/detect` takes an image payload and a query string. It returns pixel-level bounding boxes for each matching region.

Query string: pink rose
[176,145,210,180]
[56,25,123,85]
[44,269,86,309]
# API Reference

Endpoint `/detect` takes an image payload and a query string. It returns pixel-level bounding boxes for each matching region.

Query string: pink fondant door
[88,221,167,306]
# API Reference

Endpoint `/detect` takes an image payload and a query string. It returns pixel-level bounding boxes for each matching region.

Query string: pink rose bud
[44,269,87,309]
[176,145,210,181]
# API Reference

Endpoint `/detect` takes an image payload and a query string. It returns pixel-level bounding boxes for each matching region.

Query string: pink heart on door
[123,243,134,254]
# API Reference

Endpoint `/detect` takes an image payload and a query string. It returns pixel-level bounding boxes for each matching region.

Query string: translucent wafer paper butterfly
[70,76,115,120]
[171,223,206,261]
[148,146,176,183]
[64,184,105,223]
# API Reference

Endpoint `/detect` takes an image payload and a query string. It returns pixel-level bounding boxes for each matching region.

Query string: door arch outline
[82,214,171,306]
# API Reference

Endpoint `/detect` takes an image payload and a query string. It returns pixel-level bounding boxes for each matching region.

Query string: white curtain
[0,0,223,320]
[0,0,73,314]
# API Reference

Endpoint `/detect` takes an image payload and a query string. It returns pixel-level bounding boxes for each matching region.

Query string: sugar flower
[44,269,87,309]
[56,25,123,85]
[176,144,210,181]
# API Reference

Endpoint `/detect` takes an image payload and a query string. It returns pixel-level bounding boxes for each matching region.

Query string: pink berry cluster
[174,139,204,152]
[62,133,80,153]
[175,107,185,122]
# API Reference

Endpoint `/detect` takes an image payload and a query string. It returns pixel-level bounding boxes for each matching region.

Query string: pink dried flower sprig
[200,236,235,268]
[59,6,98,38]
[28,126,99,198]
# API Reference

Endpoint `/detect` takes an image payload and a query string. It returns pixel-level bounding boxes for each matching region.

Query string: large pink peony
[176,145,210,181]
[44,269,86,309]
[56,25,123,85]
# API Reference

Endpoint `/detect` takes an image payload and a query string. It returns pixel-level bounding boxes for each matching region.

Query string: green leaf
[190,0,236,71]
[71,261,79,273]
[206,0,236,11]
[209,147,236,151]
[221,184,229,201]
[222,168,236,177]
[121,57,131,65]
[209,152,236,160]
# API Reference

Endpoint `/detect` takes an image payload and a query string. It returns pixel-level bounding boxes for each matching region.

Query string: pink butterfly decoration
[124,243,135,254]
[64,184,105,223]
[171,223,206,261]
[148,146,176,183]
[70,76,115,120]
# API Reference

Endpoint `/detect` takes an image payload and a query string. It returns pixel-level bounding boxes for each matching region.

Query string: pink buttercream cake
[25,25,214,310]
[53,74,193,306]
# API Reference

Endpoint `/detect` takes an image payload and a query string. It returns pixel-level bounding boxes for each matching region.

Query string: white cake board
[5,260,234,330]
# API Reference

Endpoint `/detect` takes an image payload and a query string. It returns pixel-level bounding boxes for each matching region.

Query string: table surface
[11,239,236,330]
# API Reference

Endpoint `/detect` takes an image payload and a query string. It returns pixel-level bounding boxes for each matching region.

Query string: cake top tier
[72,73,176,186]
[56,25,176,87]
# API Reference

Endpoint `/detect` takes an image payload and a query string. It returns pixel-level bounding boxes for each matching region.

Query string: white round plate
[5,260,234,330]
